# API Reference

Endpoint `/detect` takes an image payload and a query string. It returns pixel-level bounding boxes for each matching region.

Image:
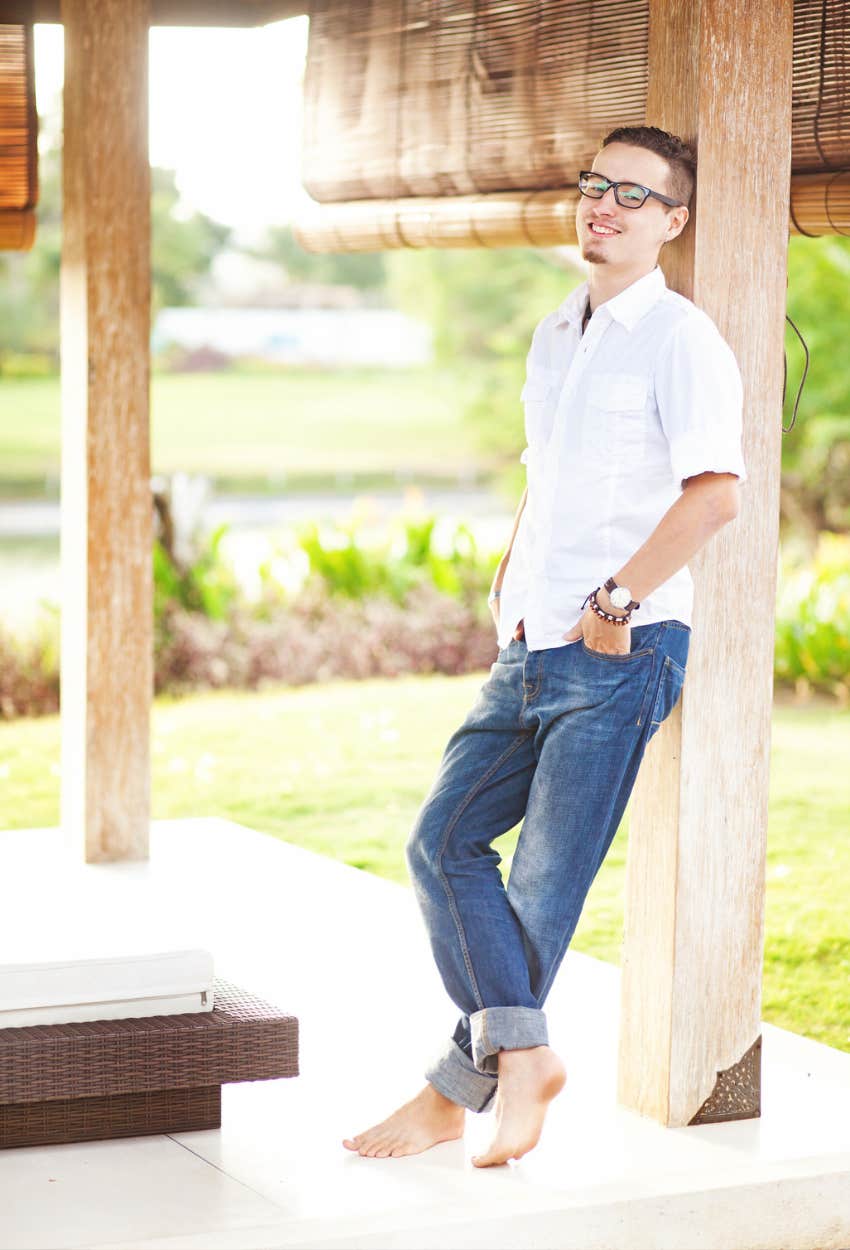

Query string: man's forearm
[608,473,740,607]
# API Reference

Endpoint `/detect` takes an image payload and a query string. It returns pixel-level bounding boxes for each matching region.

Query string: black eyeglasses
[577,170,683,209]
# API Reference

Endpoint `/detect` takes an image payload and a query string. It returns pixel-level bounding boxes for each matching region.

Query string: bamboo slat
[0,207,34,248]
[792,0,850,172]
[294,187,582,251]
[0,15,37,250]
[293,171,850,252]
[789,169,850,235]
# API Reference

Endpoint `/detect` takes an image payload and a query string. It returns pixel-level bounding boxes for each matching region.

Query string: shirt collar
[554,265,667,333]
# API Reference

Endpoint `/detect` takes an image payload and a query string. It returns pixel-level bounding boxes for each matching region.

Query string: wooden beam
[33,0,307,24]
[60,0,152,861]
[617,0,793,1126]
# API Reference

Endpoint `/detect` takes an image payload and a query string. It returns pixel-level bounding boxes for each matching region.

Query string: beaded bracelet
[581,586,632,626]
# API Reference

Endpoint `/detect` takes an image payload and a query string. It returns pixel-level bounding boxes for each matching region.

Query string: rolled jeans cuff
[470,1006,549,1075]
[425,1036,497,1113]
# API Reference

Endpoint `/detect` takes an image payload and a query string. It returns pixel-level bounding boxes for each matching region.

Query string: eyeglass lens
[581,174,647,207]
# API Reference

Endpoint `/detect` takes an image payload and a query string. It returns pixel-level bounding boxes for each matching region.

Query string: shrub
[774,532,850,701]
[0,608,60,718]
[152,582,496,697]
[153,524,242,623]
[3,519,849,720]
[293,513,496,608]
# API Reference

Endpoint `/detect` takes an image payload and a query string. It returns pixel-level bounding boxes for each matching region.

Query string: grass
[1,673,848,1053]
[0,367,492,496]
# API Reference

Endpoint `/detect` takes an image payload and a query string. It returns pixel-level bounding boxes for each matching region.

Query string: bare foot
[471,1045,566,1168]
[342,1083,466,1158]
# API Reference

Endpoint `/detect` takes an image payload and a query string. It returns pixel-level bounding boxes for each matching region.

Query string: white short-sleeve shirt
[497,264,747,651]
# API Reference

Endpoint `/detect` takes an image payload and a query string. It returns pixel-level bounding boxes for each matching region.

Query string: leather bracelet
[582,587,632,626]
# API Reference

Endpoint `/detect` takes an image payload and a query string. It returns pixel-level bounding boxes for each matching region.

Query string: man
[343,125,747,1167]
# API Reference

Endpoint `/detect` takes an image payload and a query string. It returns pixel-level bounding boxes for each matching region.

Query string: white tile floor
[1,817,849,1250]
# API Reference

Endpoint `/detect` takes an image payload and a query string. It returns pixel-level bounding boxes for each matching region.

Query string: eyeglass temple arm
[579,172,682,209]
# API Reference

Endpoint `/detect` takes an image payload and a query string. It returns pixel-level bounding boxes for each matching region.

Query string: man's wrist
[595,585,629,617]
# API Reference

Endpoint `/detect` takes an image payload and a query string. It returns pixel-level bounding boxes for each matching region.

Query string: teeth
[590,223,618,235]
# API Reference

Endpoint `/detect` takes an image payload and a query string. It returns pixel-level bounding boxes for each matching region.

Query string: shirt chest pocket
[521,366,562,445]
[583,372,649,457]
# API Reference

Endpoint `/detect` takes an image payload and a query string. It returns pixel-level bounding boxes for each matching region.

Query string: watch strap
[603,576,640,611]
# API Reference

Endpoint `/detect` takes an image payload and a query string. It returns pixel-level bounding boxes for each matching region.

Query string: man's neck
[586,260,658,313]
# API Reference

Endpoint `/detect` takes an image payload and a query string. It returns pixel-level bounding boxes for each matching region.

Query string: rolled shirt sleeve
[654,313,748,490]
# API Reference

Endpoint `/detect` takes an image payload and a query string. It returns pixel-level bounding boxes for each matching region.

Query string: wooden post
[618,0,793,1126]
[60,0,152,861]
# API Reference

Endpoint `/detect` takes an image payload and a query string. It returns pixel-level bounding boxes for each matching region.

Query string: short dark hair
[599,125,696,207]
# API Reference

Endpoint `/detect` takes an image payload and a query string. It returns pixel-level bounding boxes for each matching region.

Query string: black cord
[782,313,809,434]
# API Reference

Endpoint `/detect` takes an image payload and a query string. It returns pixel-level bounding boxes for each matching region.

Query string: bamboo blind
[302,0,648,203]
[792,0,850,173]
[299,0,850,245]
[295,187,583,251]
[0,18,37,250]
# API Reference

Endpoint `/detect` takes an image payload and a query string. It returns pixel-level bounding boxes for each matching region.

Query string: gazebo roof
[29,0,307,24]
[2,1,849,252]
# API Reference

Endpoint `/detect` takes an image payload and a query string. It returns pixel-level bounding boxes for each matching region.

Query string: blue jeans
[405,619,690,1112]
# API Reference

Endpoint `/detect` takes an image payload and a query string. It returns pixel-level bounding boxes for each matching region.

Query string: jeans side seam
[435,731,531,1014]
[635,648,661,727]
[532,723,650,1006]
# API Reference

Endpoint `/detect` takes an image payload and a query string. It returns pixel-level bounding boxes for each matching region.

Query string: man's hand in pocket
[562,606,630,655]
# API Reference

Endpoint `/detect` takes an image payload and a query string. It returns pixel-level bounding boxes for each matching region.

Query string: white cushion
[0,949,214,1028]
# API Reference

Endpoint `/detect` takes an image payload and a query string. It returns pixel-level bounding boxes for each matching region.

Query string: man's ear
[666,205,689,240]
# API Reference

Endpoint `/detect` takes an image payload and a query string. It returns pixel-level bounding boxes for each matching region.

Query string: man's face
[575,141,689,268]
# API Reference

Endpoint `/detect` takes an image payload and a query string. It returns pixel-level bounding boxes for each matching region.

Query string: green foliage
[293,513,497,609]
[782,236,850,535]
[385,246,579,365]
[0,136,61,363]
[774,532,850,698]
[150,166,232,314]
[248,224,387,290]
[0,142,232,365]
[153,524,242,623]
[383,246,583,493]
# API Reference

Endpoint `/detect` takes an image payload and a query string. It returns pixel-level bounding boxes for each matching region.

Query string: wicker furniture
[0,979,299,1149]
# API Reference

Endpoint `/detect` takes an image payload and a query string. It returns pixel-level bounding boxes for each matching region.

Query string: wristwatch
[604,577,640,612]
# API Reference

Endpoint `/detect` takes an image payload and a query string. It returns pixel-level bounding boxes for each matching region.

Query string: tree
[150,166,231,314]
[248,223,387,291]
[0,141,232,365]
[384,245,583,488]
[781,235,850,538]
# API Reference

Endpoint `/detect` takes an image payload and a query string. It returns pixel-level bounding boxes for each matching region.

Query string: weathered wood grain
[618,0,792,1127]
[60,0,152,861]
[34,0,306,23]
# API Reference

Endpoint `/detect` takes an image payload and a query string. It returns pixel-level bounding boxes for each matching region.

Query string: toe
[472,1147,508,1167]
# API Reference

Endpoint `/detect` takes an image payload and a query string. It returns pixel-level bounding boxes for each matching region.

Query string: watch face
[610,587,631,609]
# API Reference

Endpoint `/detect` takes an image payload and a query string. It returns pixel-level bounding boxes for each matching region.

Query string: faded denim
[405,619,691,1112]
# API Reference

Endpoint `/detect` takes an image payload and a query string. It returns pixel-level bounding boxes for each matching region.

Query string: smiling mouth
[588,223,620,237]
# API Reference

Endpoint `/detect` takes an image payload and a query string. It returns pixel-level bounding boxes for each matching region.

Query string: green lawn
[1,674,848,1053]
[0,367,491,495]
